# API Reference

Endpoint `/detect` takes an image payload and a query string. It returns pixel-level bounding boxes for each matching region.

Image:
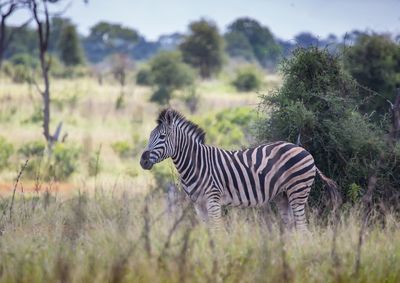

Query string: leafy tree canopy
[343,34,400,116]
[226,17,282,68]
[58,23,85,66]
[180,19,224,78]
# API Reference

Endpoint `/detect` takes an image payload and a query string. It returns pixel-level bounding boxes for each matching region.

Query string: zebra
[140,108,341,230]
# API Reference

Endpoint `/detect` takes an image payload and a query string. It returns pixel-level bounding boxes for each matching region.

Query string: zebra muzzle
[140,150,153,170]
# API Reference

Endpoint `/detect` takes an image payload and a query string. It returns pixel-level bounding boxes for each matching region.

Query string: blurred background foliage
[0,11,399,208]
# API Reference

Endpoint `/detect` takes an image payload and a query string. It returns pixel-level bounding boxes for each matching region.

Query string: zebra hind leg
[288,186,311,231]
[274,193,294,229]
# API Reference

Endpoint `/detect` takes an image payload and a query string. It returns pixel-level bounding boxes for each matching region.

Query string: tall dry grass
[0,183,399,283]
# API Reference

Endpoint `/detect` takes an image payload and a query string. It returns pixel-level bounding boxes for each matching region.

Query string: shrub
[232,66,263,92]
[18,140,46,158]
[343,34,400,117]
[149,51,195,105]
[150,86,172,105]
[47,143,80,181]
[111,141,132,159]
[9,53,40,69]
[11,65,33,83]
[0,137,14,171]
[257,47,398,205]
[18,141,80,181]
[195,107,258,149]
[152,162,176,191]
[136,68,153,86]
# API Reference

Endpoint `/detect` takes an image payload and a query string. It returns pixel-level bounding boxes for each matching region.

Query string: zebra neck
[171,138,208,197]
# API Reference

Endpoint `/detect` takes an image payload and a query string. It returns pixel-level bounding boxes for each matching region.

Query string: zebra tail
[316,167,342,209]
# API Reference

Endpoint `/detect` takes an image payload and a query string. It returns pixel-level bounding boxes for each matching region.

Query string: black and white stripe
[140,109,341,230]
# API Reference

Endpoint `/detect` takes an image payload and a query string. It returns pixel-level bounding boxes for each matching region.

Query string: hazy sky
[10,0,400,41]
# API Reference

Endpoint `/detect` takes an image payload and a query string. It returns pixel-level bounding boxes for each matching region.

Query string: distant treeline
[6,16,397,67]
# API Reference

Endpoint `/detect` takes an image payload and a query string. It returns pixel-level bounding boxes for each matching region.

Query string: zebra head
[140,109,176,170]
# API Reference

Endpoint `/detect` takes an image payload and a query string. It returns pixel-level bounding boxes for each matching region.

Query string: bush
[18,141,79,181]
[49,143,80,181]
[152,162,176,191]
[149,51,195,105]
[195,107,258,149]
[18,140,46,158]
[232,66,263,92]
[257,47,398,205]
[10,53,39,68]
[150,86,172,105]
[136,68,153,86]
[343,34,400,116]
[0,137,14,171]
[111,141,132,159]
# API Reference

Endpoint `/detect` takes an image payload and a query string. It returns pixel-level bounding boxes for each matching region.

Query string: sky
[9,0,400,41]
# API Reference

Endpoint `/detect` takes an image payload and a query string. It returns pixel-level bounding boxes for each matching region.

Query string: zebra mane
[157,109,206,144]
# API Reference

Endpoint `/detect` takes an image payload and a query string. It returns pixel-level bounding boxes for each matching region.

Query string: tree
[84,21,138,62]
[257,47,400,205]
[343,34,400,116]
[148,51,194,104]
[180,19,223,78]
[226,17,281,68]
[224,31,254,61]
[294,32,319,48]
[0,0,29,68]
[58,22,85,66]
[27,0,68,145]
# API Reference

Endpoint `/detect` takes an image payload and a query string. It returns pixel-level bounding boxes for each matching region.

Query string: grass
[1,75,399,283]
[0,76,264,189]
[0,185,399,283]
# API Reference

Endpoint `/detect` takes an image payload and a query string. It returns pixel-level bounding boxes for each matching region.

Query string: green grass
[0,76,265,187]
[0,188,399,283]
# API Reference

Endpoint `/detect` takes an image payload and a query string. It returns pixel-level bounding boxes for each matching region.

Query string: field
[0,76,399,283]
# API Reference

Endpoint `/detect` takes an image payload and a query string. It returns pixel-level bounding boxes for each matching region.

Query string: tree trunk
[0,17,5,69]
[32,0,51,144]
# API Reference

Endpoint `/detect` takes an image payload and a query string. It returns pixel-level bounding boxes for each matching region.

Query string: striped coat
[140,109,341,230]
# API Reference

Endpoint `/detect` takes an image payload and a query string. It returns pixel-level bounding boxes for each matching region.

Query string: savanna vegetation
[0,1,399,282]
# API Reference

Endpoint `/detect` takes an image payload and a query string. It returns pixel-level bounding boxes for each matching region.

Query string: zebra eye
[159,134,166,139]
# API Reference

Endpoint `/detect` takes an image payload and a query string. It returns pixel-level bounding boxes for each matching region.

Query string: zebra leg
[288,186,311,231]
[274,193,294,229]
[206,193,222,228]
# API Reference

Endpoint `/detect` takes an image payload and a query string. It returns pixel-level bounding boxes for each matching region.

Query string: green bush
[150,86,172,105]
[111,141,132,159]
[195,107,258,149]
[343,34,400,117]
[18,140,46,158]
[232,66,263,92]
[136,68,153,86]
[49,143,80,181]
[18,141,79,181]
[149,51,195,105]
[152,162,176,190]
[257,47,398,204]
[0,137,14,171]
